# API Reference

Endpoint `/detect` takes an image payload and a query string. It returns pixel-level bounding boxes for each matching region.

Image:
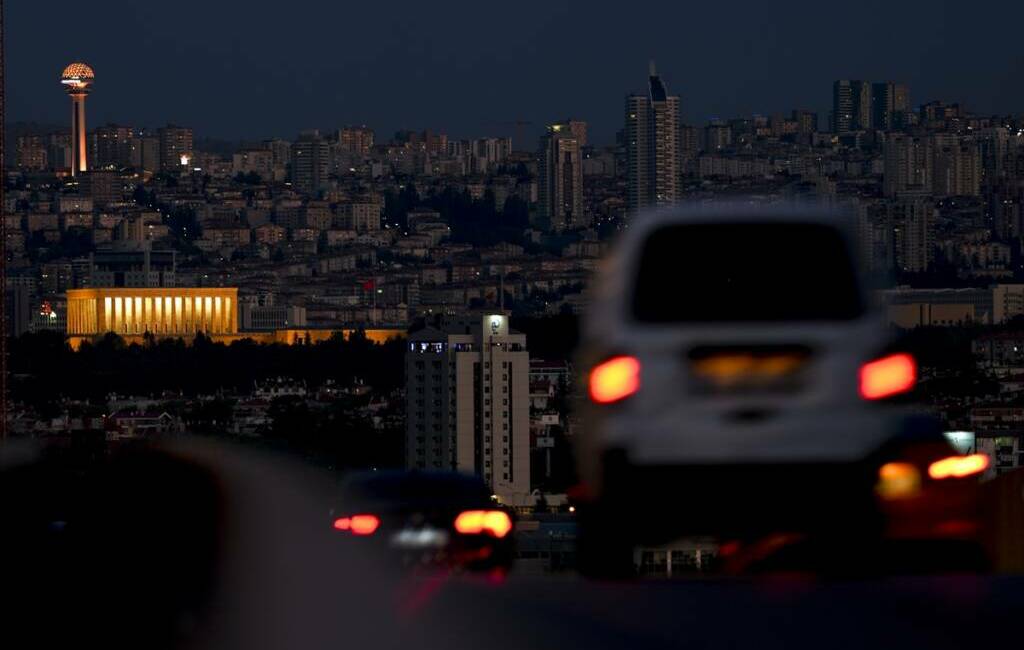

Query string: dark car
[330,470,515,571]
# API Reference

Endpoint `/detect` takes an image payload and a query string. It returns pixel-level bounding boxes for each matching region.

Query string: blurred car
[572,203,988,576]
[330,470,515,571]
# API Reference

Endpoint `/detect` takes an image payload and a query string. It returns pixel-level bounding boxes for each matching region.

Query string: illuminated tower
[60,62,95,176]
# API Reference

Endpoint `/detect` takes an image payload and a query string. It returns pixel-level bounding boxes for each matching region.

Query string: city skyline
[7,1,1024,145]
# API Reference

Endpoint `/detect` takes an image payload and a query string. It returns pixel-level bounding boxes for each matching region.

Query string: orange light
[876,462,922,500]
[589,356,641,404]
[350,514,381,535]
[859,353,916,400]
[928,454,990,480]
[334,514,380,535]
[454,510,513,538]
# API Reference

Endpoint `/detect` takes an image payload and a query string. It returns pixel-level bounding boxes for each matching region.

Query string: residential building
[538,122,585,231]
[405,314,530,505]
[625,62,680,213]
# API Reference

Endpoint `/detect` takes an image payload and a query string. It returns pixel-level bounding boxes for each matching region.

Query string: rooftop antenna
[649,59,657,76]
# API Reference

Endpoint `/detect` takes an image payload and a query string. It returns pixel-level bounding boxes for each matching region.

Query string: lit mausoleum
[66,288,238,337]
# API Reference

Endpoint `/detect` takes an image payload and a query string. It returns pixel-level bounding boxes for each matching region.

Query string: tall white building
[626,62,680,214]
[405,314,531,505]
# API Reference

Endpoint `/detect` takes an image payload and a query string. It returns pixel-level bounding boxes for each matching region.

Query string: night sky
[8,0,1024,145]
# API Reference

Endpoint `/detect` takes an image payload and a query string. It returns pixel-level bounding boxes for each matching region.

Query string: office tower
[158,125,194,173]
[872,82,910,131]
[405,314,531,504]
[538,122,585,231]
[625,62,680,213]
[832,80,872,133]
[60,62,94,176]
[290,130,330,195]
[91,124,134,169]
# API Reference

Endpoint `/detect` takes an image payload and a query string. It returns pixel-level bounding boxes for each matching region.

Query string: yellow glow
[928,454,990,480]
[589,356,641,404]
[876,462,921,500]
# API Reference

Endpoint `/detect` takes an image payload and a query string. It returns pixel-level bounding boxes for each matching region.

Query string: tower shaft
[70,94,87,175]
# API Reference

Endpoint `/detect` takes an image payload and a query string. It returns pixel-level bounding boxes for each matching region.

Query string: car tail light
[859,353,916,400]
[876,461,921,500]
[333,514,380,535]
[928,454,990,480]
[454,510,513,538]
[589,356,641,404]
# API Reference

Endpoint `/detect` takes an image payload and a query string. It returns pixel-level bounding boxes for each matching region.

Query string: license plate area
[688,344,812,394]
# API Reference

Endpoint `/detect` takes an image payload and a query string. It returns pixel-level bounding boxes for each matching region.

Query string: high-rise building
[337,126,374,155]
[872,82,910,131]
[883,134,931,196]
[15,135,47,170]
[60,62,95,176]
[625,62,680,214]
[405,314,531,505]
[931,135,982,197]
[129,131,160,174]
[538,122,585,231]
[832,80,872,133]
[792,109,818,135]
[158,125,194,174]
[47,132,73,172]
[91,124,135,169]
[888,195,936,273]
[290,130,330,195]
[567,119,588,148]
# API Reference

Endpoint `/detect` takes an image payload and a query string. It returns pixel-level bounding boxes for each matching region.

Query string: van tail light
[333,514,380,535]
[454,510,513,538]
[859,353,916,400]
[928,454,990,480]
[589,356,641,404]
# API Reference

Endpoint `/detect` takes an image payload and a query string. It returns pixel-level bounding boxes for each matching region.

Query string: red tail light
[454,510,513,538]
[859,353,916,400]
[928,454,990,480]
[589,356,641,404]
[333,514,380,535]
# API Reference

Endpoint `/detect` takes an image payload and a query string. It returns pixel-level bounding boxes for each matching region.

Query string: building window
[503,399,508,406]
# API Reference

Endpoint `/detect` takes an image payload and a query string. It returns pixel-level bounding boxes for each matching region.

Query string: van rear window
[631,222,864,322]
